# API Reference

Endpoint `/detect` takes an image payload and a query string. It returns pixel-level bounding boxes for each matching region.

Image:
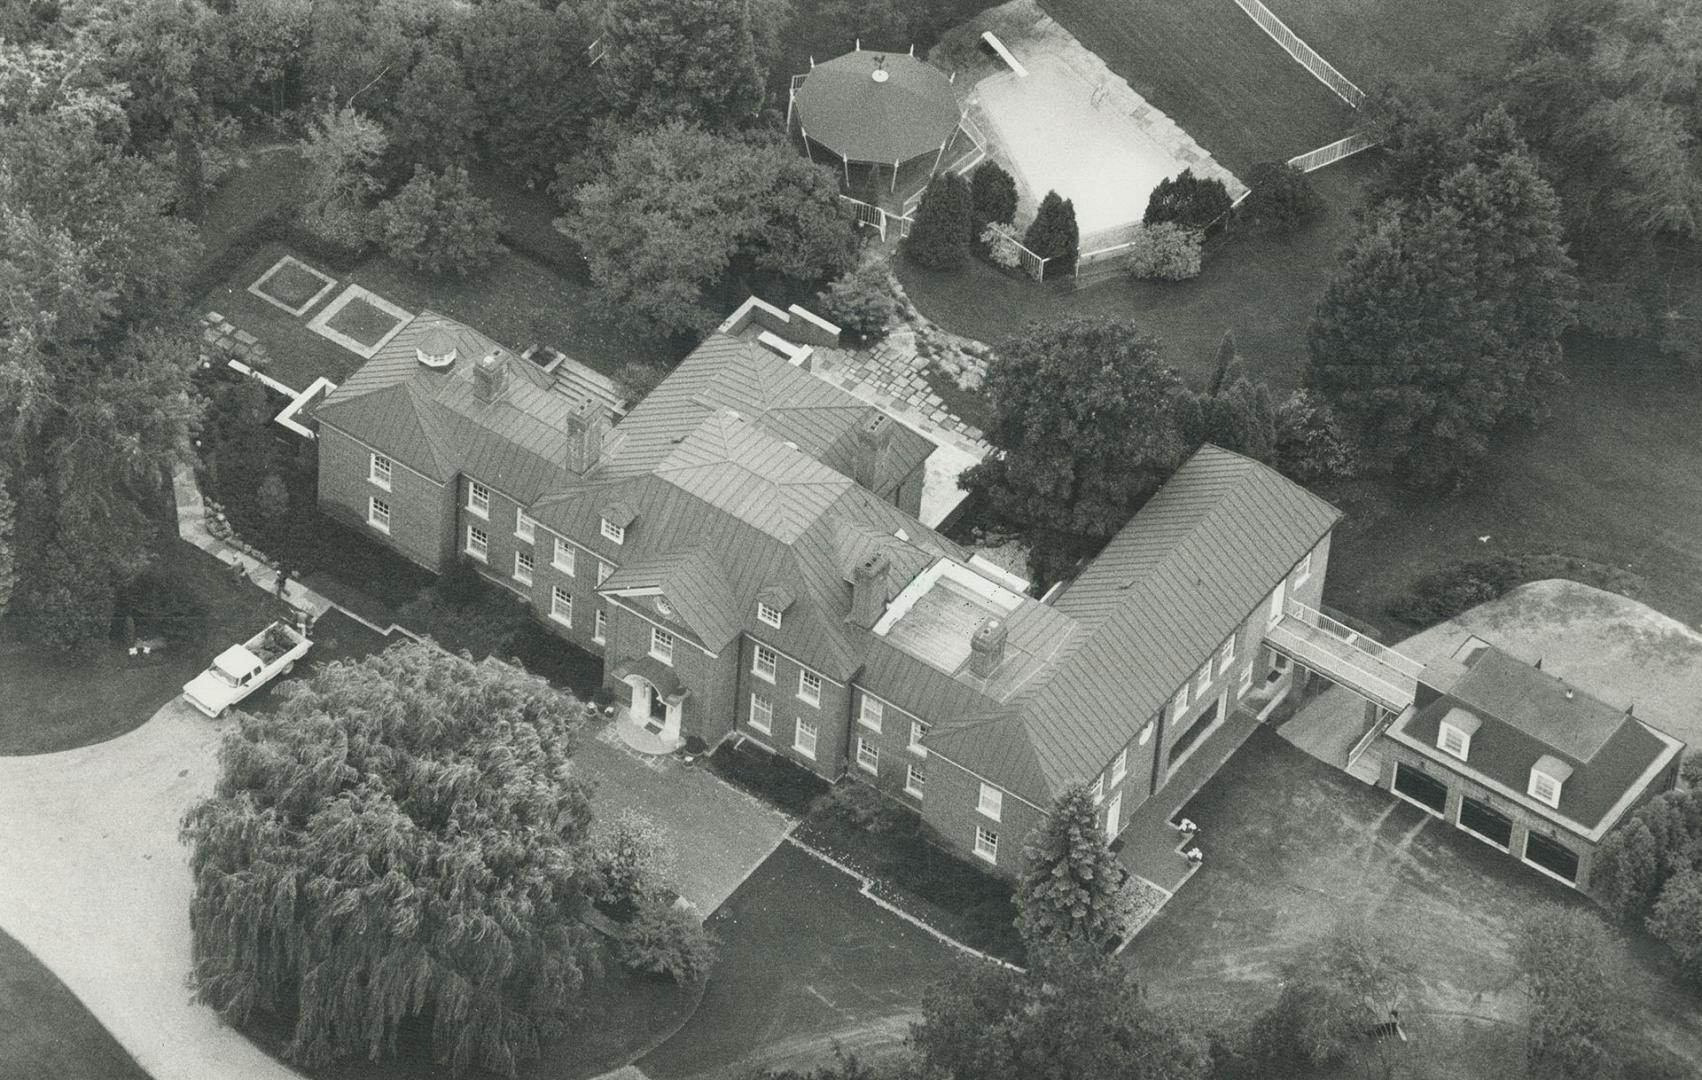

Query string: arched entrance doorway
[609,658,688,754]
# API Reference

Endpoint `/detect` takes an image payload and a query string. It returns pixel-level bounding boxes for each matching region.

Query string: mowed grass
[1039,0,1359,175]
[1257,0,1542,89]
[0,929,150,1080]
[323,295,405,347]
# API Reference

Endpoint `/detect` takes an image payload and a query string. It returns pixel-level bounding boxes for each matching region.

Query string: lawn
[323,294,406,347]
[254,258,335,311]
[1039,0,1359,176]
[1123,726,1702,1077]
[898,150,1380,388]
[201,241,368,392]
[1257,0,1542,89]
[0,541,291,756]
[0,928,150,1080]
[638,842,963,1078]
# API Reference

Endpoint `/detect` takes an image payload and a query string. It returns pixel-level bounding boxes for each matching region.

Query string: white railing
[1283,597,1425,679]
[1228,0,1365,108]
[1287,131,1378,173]
[1347,705,1403,770]
[838,195,913,242]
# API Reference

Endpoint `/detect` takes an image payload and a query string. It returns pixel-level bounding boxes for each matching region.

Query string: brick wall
[843,688,932,808]
[601,597,737,746]
[317,424,454,571]
[920,753,1045,878]
[735,636,850,779]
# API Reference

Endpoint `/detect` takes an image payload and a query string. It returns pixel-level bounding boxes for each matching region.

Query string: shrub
[979,222,1022,270]
[257,474,289,526]
[1126,222,1202,281]
[614,899,718,984]
[1022,190,1079,275]
[812,781,914,837]
[372,165,503,278]
[1385,555,1524,626]
[816,262,898,343]
[586,808,676,913]
[1647,866,1702,982]
[707,740,831,815]
[1144,168,1232,229]
[1238,160,1324,233]
[115,567,212,646]
[905,173,973,270]
[970,160,1018,226]
[1271,389,1359,483]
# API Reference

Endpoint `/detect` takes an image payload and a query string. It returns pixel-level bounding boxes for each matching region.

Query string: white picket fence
[1286,131,1378,172]
[839,195,913,242]
[1229,0,1366,108]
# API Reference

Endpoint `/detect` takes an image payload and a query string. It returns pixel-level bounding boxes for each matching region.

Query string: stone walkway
[810,340,990,461]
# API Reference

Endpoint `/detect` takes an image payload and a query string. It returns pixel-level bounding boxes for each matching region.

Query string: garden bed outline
[306,283,413,359]
[246,254,339,317]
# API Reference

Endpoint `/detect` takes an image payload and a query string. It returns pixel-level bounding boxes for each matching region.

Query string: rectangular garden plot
[246,255,338,317]
[307,284,414,359]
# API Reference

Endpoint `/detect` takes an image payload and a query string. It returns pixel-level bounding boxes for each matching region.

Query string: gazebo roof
[795,49,961,165]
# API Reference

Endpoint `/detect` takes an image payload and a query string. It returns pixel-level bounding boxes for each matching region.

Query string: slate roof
[927,446,1342,806]
[1399,644,1683,832]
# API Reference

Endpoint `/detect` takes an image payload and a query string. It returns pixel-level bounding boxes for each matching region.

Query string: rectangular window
[515,508,535,541]
[513,550,534,585]
[1194,662,1213,699]
[905,763,926,798]
[650,626,674,665]
[749,693,772,734]
[978,783,1003,822]
[798,669,822,706]
[593,608,607,643]
[1111,748,1127,786]
[910,719,930,756]
[1238,662,1255,695]
[1295,551,1313,584]
[1530,771,1560,807]
[1089,775,1104,805]
[856,738,879,774]
[757,601,783,628]
[753,643,777,682]
[553,538,576,575]
[1171,686,1190,723]
[1439,722,1471,760]
[468,481,490,518]
[550,585,572,626]
[859,695,884,732]
[367,496,391,533]
[369,453,391,490]
[1217,634,1237,675]
[974,826,998,864]
[598,560,613,585]
[600,518,625,544]
[465,525,488,561]
[794,717,817,759]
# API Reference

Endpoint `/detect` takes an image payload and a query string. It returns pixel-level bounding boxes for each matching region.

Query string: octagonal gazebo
[788,47,966,194]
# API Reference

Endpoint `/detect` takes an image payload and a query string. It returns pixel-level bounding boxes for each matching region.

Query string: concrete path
[0,699,306,1080]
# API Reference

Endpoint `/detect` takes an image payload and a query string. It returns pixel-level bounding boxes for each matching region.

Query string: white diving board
[981,32,1028,77]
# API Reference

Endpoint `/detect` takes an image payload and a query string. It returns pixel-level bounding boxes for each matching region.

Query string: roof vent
[415,324,458,369]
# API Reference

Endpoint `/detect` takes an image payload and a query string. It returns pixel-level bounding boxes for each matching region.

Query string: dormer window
[601,518,625,544]
[757,601,783,628]
[756,585,794,629]
[1436,708,1482,761]
[599,502,634,544]
[1529,755,1573,809]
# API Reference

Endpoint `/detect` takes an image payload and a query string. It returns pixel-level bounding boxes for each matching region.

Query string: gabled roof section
[601,547,742,651]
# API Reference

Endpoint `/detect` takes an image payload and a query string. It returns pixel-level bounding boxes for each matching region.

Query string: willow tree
[181,643,597,1076]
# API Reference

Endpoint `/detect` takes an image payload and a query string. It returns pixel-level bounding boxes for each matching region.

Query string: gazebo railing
[839,195,914,242]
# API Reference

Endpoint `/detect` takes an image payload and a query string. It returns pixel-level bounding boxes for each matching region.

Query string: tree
[970,160,1018,226]
[0,465,13,618]
[181,643,601,1076]
[816,262,898,343]
[1244,919,1408,1073]
[563,124,857,337]
[297,104,387,248]
[1015,784,1133,957]
[1237,160,1322,232]
[1514,904,1630,1080]
[905,172,973,270]
[1184,366,1277,462]
[613,361,671,409]
[390,49,477,173]
[1270,389,1359,484]
[812,0,913,52]
[961,317,1189,583]
[1647,866,1702,982]
[586,808,675,913]
[1594,786,1702,922]
[597,0,763,131]
[1022,190,1079,275]
[1126,222,1202,281]
[373,165,503,277]
[1144,168,1231,230]
[613,899,718,984]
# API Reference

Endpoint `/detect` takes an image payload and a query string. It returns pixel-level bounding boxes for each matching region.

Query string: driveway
[0,698,305,1080]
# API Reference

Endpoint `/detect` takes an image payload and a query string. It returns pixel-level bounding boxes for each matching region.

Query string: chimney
[472,352,506,403]
[968,615,1008,679]
[850,551,891,627]
[564,397,605,475]
[852,413,893,490]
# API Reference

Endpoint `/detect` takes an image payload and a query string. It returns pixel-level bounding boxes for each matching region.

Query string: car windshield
[210,664,243,688]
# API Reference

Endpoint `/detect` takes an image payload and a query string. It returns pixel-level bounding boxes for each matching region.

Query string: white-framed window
[798,669,822,706]
[650,626,675,665]
[753,643,777,682]
[369,453,392,490]
[1529,770,1562,808]
[367,495,391,533]
[593,607,607,643]
[550,585,572,626]
[856,738,879,774]
[905,763,926,798]
[1439,721,1472,760]
[515,508,535,541]
[598,560,613,585]
[1295,550,1313,584]
[978,783,1003,822]
[910,719,930,756]
[1217,634,1237,675]
[749,693,772,734]
[859,695,884,732]
[1171,686,1190,722]
[974,826,998,864]
[1111,748,1128,786]
[600,518,625,544]
[1239,662,1255,695]
[794,717,817,759]
[1194,662,1213,699]
[1089,775,1104,804]
[513,550,534,585]
[552,538,576,575]
[1138,721,1155,746]
[465,524,488,561]
[757,601,783,628]
[467,480,490,518]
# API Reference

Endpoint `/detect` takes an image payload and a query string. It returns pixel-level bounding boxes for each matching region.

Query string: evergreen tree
[1143,168,1232,230]
[1237,160,1323,232]
[904,172,973,270]
[1648,866,1702,982]
[390,49,477,173]
[1207,331,1238,397]
[373,165,503,278]
[0,465,12,618]
[970,160,1018,226]
[1015,784,1133,957]
[598,0,764,131]
[1022,190,1079,275]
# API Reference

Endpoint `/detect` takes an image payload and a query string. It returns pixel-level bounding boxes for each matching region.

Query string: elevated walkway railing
[1264,599,1420,712]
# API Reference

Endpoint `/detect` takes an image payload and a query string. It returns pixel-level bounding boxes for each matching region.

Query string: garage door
[1458,795,1513,849]
[1523,831,1580,884]
[1393,762,1448,815]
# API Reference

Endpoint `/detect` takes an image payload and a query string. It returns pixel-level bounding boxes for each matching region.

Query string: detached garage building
[1372,635,1684,890]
